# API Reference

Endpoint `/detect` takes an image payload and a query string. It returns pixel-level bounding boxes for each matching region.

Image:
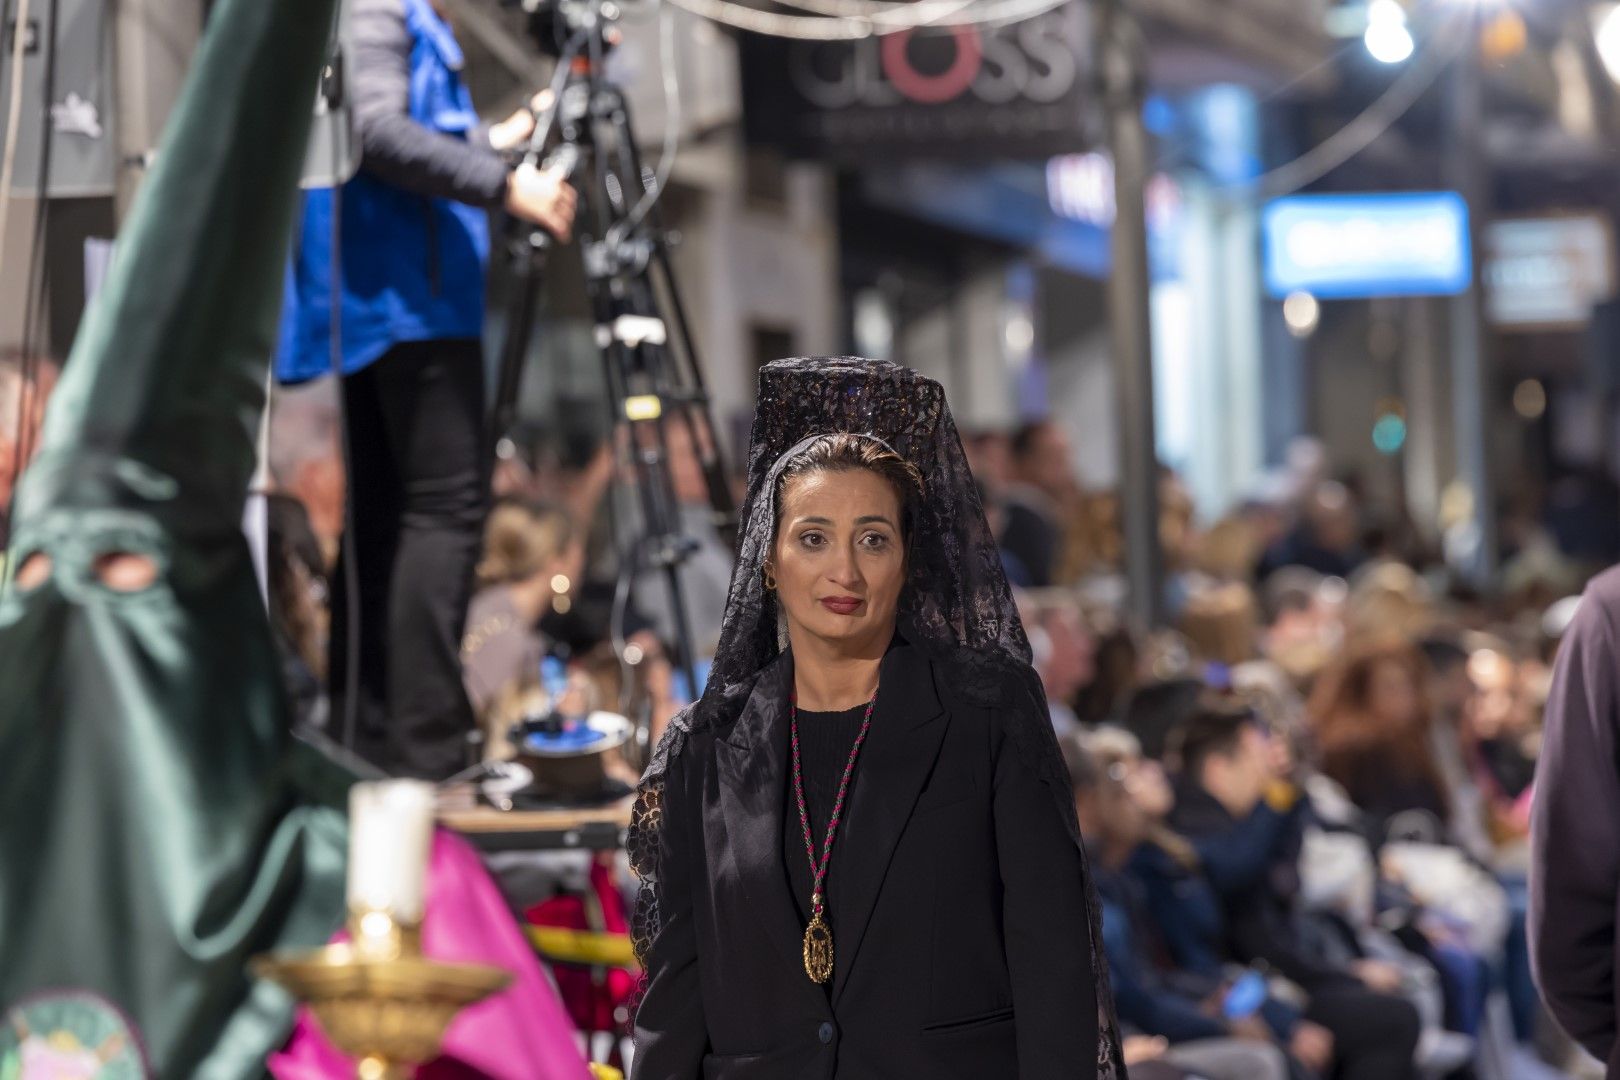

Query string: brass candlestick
[253,909,512,1080]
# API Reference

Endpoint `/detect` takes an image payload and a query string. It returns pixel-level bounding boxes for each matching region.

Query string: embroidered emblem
[0,991,148,1079]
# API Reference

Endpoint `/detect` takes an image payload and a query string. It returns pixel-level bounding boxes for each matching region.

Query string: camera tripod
[491,0,737,741]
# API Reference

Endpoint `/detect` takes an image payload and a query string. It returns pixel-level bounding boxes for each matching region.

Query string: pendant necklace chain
[790,685,877,985]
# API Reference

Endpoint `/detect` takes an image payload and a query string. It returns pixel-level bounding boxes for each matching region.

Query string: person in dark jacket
[1169,704,1422,1080]
[1066,735,1291,1080]
[277,0,577,778]
[1081,727,1318,1064]
[1531,564,1620,1071]
[629,360,1122,1079]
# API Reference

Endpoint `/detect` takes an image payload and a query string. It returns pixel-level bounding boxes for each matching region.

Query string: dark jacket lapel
[713,652,821,997]
[829,643,948,1005]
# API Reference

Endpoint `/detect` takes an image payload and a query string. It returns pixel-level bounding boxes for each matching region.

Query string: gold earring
[764,568,777,590]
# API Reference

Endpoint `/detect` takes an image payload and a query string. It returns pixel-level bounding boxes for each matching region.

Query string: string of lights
[663,0,1072,42]
[1233,7,1471,202]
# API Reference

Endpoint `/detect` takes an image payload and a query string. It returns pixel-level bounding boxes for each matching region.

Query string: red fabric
[525,856,637,1036]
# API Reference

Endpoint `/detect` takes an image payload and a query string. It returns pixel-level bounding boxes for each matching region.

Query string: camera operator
[277,0,577,779]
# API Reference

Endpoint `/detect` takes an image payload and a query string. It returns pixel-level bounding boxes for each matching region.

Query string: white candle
[347,779,435,924]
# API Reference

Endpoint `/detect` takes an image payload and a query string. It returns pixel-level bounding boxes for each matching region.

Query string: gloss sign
[740,7,1093,162]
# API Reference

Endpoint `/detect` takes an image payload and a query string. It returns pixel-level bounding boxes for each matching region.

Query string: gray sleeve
[348,0,509,207]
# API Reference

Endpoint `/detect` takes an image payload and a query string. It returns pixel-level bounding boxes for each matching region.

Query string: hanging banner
[739,5,1094,162]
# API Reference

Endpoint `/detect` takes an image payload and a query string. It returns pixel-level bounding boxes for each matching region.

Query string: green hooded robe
[0,0,350,1074]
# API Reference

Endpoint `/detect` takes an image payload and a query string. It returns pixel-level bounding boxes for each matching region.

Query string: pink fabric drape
[269,830,593,1080]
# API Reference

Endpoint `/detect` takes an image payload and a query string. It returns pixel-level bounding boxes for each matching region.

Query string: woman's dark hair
[1308,637,1445,795]
[772,433,926,541]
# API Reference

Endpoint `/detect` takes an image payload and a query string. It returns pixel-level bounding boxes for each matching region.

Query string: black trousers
[330,338,488,780]
[1306,985,1422,1080]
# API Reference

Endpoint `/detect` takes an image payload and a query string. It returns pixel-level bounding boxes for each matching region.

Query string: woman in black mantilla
[628,358,1122,1079]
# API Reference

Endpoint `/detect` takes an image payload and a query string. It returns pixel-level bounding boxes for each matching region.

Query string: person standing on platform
[277,0,577,779]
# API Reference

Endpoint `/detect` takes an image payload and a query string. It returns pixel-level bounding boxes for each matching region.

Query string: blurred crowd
[256,396,1604,1076]
[972,420,1595,1080]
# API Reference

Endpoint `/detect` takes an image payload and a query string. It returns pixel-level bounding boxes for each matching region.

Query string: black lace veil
[628,357,1122,1075]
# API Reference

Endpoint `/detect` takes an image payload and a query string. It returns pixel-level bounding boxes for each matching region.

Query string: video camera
[499,0,627,58]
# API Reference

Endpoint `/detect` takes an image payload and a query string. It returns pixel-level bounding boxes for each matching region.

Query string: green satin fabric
[0,0,347,1075]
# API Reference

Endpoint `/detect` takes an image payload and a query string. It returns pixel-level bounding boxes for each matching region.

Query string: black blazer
[633,642,1101,1079]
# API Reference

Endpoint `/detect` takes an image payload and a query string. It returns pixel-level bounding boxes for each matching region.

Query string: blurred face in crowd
[1018,423,1074,500]
[1115,752,1174,821]
[965,432,1013,496]
[1201,722,1273,816]
[1428,661,1473,726]
[1469,648,1533,740]
[1305,482,1358,552]
[1075,769,1147,864]
[770,467,906,657]
[1039,604,1097,702]
[1367,658,1423,728]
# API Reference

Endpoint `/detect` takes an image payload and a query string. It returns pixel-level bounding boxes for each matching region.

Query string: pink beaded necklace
[789,688,877,985]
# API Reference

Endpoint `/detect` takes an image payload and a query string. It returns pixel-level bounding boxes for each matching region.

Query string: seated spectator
[1074,619,1142,727]
[1121,676,1204,761]
[1257,481,1366,583]
[1169,704,1422,1080]
[1342,562,1434,643]
[1001,421,1069,586]
[1418,634,1494,863]
[1065,735,1292,1080]
[1468,644,1539,835]
[1192,515,1262,583]
[1308,640,1451,844]
[1020,591,1097,737]
[1258,566,1343,692]
[1084,728,1328,1073]
[1179,582,1261,668]
[462,499,582,720]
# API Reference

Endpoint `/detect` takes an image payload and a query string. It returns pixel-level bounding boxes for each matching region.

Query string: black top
[783,704,868,933]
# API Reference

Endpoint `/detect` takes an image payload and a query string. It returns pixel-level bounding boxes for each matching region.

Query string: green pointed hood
[0,0,350,1075]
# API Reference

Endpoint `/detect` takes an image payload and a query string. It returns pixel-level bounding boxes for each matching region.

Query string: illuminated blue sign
[1263,192,1472,299]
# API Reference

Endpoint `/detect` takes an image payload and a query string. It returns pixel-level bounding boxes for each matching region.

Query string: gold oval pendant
[803,911,834,984]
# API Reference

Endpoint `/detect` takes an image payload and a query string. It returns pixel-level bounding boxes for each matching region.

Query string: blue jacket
[276,0,498,383]
[1130,842,1304,1040]
[1095,866,1230,1044]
